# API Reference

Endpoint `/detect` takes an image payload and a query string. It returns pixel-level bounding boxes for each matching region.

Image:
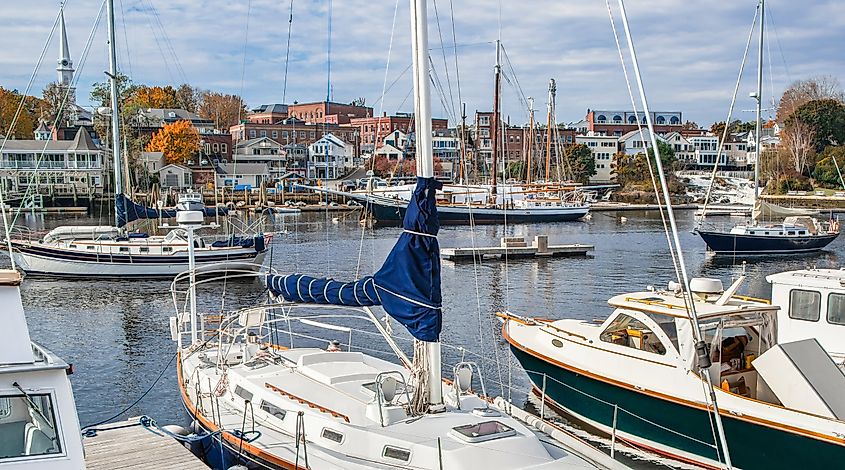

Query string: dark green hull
[510,346,845,469]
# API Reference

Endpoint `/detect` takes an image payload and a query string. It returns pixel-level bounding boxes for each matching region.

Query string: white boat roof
[608,291,777,319]
[767,269,845,289]
[0,270,33,365]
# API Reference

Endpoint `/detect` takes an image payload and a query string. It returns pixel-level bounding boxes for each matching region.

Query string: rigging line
[118,0,132,77]
[139,0,174,83]
[237,0,253,125]
[323,0,332,278]
[699,4,759,225]
[615,1,733,468]
[431,0,456,118]
[144,0,187,83]
[765,5,792,87]
[429,57,457,122]
[369,63,412,108]
[499,46,530,119]
[10,0,105,231]
[604,0,680,282]
[356,0,399,278]
[764,11,776,119]
[0,2,63,268]
[281,0,295,103]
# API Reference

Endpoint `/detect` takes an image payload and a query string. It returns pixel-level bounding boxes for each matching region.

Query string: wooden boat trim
[264,383,350,422]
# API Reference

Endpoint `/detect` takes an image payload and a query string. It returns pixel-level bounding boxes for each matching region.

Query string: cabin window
[828,293,845,325]
[321,428,344,443]
[787,231,795,236]
[139,247,149,253]
[87,246,94,250]
[789,289,821,322]
[162,247,173,252]
[259,401,286,420]
[234,385,253,402]
[118,247,129,253]
[0,393,63,459]
[383,445,411,462]
[600,313,666,355]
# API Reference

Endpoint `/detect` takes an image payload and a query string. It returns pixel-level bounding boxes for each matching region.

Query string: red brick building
[247,104,289,124]
[351,113,449,153]
[229,118,357,152]
[287,101,372,125]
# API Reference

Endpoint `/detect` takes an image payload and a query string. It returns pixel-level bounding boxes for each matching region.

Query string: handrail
[265,382,350,422]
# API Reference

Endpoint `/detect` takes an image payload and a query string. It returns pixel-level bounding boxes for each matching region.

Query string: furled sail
[115,193,226,228]
[752,199,819,222]
[266,177,443,342]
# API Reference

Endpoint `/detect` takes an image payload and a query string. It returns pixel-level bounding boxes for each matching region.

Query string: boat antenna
[409,0,443,411]
[106,0,126,228]
[615,0,734,467]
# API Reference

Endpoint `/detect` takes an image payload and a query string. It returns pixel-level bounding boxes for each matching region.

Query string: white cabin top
[0,270,32,365]
[767,269,845,361]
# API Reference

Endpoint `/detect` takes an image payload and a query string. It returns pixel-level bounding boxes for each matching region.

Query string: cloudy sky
[2,0,843,127]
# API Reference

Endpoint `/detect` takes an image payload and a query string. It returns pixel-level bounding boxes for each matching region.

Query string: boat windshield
[0,393,62,460]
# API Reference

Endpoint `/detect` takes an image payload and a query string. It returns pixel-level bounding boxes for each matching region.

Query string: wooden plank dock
[442,235,593,261]
[83,418,207,469]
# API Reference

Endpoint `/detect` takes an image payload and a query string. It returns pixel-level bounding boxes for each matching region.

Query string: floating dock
[83,418,206,470]
[442,235,593,261]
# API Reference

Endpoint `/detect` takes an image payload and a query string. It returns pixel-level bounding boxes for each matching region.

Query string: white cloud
[2,0,843,126]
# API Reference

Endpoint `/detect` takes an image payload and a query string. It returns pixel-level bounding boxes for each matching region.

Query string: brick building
[351,113,448,154]
[287,101,372,124]
[247,104,289,124]
[229,118,358,151]
[585,110,682,136]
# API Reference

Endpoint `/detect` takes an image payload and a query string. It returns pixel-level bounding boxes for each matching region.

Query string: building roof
[68,127,98,151]
[251,103,289,114]
[137,108,213,126]
[0,128,100,152]
[313,133,347,147]
[140,151,164,162]
[35,121,50,133]
[216,163,269,175]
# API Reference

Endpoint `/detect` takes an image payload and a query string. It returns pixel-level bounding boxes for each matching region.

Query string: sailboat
[172,2,624,468]
[0,268,85,467]
[695,0,839,255]
[5,1,269,278]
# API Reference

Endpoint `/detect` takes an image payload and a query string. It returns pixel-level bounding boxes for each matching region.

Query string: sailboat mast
[491,40,501,194]
[459,102,467,184]
[753,0,764,201]
[106,0,123,198]
[545,79,555,182]
[409,0,442,408]
[526,97,534,182]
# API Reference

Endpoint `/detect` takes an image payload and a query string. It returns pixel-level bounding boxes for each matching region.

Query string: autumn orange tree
[145,120,200,164]
[0,87,43,138]
[132,85,178,109]
[198,92,247,129]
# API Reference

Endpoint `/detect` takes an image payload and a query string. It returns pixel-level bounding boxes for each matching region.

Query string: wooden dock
[83,418,207,469]
[442,235,593,261]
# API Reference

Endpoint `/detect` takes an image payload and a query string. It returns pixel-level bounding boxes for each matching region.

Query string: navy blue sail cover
[115,193,226,227]
[266,177,443,342]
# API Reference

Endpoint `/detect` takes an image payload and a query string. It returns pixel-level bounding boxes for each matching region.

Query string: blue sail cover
[266,177,443,342]
[115,193,226,227]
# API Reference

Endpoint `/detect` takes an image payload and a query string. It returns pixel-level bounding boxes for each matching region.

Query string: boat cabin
[767,269,845,362]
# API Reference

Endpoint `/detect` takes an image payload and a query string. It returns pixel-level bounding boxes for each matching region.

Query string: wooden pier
[83,418,206,469]
[441,235,593,261]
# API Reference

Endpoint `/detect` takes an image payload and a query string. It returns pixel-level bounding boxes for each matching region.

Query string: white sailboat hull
[11,247,266,278]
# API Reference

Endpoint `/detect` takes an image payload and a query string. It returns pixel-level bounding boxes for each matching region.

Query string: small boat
[502,275,845,469]
[0,269,85,467]
[697,215,839,255]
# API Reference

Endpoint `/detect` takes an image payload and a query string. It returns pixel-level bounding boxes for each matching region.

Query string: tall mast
[459,102,467,184]
[753,0,765,202]
[409,0,441,408]
[545,79,556,182]
[526,97,535,182]
[490,40,501,194]
[106,0,123,199]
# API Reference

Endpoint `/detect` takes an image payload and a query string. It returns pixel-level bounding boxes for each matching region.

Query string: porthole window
[551,339,564,348]
[383,445,411,461]
[321,428,344,443]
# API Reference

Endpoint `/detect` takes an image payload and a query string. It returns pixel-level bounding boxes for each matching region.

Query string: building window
[628,116,637,124]
[600,313,666,354]
[596,114,607,123]
[222,144,227,153]
[789,289,821,322]
[272,131,278,138]
[250,130,256,138]
[260,130,267,137]
[613,115,622,123]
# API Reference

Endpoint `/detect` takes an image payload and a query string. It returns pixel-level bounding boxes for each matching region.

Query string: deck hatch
[450,420,516,443]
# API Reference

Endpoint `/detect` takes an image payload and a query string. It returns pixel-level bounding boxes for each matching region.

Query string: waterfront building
[0,127,104,198]
[576,134,619,183]
[307,133,353,180]
[229,117,357,150]
[374,143,404,161]
[618,128,666,156]
[233,136,296,180]
[287,100,372,124]
[133,108,215,132]
[585,109,682,136]
[352,113,448,155]
[215,162,270,189]
[156,163,193,190]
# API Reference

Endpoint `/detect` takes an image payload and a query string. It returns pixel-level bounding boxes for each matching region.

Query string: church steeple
[57,8,74,86]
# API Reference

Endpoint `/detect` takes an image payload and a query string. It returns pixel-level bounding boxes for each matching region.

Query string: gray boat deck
[83,418,207,469]
[442,235,593,261]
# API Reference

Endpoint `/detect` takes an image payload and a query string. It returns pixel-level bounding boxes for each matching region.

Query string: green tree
[788,99,845,152]
[506,160,525,180]
[813,146,845,188]
[0,87,42,139]
[564,144,596,184]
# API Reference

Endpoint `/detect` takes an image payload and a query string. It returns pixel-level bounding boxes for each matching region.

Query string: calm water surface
[12,208,844,459]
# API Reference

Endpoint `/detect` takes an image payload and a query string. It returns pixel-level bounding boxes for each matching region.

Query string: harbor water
[13,209,843,464]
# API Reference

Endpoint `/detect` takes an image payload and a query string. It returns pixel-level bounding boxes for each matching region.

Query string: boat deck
[83,418,206,470]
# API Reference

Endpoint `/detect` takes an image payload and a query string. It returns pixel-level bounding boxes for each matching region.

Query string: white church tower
[57,9,75,86]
